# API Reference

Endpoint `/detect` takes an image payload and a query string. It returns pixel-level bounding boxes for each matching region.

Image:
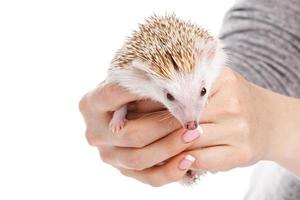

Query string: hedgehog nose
[185,121,198,130]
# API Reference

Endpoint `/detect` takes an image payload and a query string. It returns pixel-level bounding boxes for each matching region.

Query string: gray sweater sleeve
[219,0,300,98]
[218,1,300,199]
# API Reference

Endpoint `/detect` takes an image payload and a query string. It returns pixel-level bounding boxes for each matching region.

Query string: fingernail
[178,155,196,170]
[182,128,202,143]
[127,102,136,111]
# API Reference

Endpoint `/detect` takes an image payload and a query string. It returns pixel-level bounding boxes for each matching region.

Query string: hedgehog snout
[185,121,198,130]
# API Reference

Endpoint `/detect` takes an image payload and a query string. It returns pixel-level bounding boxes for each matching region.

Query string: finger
[126,109,168,120]
[81,82,144,147]
[100,121,234,169]
[85,82,142,113]
[187,146,240,172]
[116,154,196,187]
[115,110,181,147]
[127,99,165,113]
[187,122,235,150]
[99,127,202,170]
[85,109,180,147]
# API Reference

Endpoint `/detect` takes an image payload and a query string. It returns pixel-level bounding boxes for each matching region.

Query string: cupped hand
[79,67,300,186]
[79,81,197,186]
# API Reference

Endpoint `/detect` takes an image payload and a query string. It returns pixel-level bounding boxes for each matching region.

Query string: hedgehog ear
[130,59,153,81]
[194,39,218,62]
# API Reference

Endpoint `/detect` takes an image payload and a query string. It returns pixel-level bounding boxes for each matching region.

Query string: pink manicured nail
[178,155,196,170]
[182,128,202,143]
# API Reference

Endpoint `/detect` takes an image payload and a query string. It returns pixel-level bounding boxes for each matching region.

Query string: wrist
[257,85,300,176]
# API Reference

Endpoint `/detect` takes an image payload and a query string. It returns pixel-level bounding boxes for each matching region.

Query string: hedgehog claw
[109,105,128,133]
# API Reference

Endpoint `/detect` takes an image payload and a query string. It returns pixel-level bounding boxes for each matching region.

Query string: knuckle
[85,129,100,146]
[99,151,110,164]
[226,97,242,115]
[194,159,203,169]
[164,168,181,183]
[147,179,164,187]
[224,69,239,83]
[79,94,89,114]
[99,83,120,101]
[128,136,144,148]
[119,169,130,177]
[192,153,211,170]
[121,128,145,148]
[121,151,144,170]
[148,182,163,187]
[103,83,117,94]
[194,158,209,170]
[236,119,251,137]
[240,146,254,163]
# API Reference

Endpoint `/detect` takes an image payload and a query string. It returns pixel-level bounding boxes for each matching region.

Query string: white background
[0,0,254,199]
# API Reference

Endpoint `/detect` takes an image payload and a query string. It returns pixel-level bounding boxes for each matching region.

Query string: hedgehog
[105,14,226,185]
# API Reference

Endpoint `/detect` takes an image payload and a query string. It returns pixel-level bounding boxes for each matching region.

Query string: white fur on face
[152,50,225,126]
[106,40,226,126]
[157,72,207,126]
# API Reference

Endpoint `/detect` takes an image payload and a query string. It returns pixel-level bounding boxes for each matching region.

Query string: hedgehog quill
[105,14,227,185]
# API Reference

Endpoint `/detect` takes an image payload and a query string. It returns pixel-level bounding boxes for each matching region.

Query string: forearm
[255,83,300,177]
[219,0,300,98]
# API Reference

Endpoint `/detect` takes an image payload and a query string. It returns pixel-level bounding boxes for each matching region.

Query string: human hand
[79,81,200,186]
[79,67,300,186]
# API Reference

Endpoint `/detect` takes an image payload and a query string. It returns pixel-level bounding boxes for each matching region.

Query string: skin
[79,67,300,187]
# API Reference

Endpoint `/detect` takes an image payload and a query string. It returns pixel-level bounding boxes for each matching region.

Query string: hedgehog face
[147,41,225,129]
[155,70,209,129]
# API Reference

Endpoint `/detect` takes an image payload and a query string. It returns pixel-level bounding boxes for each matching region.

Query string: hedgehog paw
[109,105,128,133]
[109,117,127,133]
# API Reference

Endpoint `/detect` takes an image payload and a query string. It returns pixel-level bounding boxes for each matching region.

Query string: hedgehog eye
[200,87,207,96]
[166,93,175,101]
